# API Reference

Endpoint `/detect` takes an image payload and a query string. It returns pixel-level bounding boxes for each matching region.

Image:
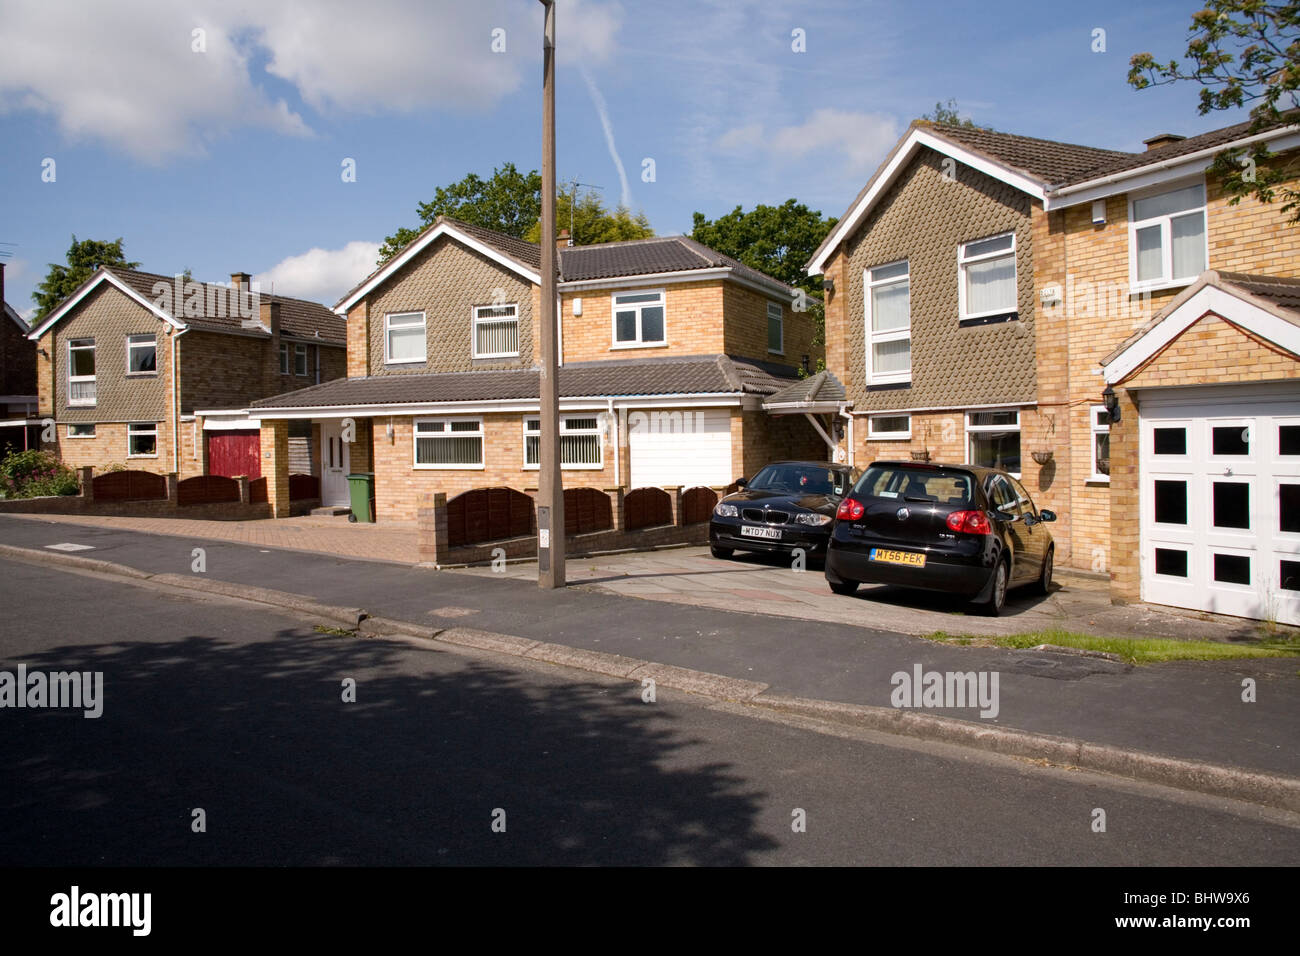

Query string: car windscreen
[852,465,974,507]
[748,464,843,496]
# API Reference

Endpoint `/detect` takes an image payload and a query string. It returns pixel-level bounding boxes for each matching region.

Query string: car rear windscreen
[853,465,974,506]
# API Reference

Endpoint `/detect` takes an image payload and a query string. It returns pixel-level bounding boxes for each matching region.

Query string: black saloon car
[824,460,1057,615]
[710,461,854,560]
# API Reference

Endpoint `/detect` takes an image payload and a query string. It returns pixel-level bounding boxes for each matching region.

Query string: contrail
[578,63,632,209]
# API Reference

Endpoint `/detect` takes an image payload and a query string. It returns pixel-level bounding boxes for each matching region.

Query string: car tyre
[710,545,734,559]
[980,559,1009,616]
[1033,546,1054,596]
[829,579,859,596]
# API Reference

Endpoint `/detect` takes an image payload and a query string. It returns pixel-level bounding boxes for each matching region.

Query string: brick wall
[559,281,725,363]
[1,311,35,397]
[180,331,341,412]
[44,421,174,476]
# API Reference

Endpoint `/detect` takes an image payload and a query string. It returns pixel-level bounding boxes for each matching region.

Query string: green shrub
[0,449,81,498]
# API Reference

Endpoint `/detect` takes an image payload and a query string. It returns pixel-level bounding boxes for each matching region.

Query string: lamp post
[537,0,565,588]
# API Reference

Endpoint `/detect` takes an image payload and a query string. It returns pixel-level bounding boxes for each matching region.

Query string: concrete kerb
[7,541,1299,813]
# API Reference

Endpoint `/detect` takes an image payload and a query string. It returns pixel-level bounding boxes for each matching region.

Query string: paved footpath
[2,512,1297,786]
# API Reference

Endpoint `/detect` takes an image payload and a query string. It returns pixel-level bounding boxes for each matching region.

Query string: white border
[472,303,521,359]
[29,269,186,339]
[384,311,427,365]
[413,416,485,470]
[864,261,911,385]
[1126,179,1208,294]
[957,232,1017,321]
[610,288,667,349]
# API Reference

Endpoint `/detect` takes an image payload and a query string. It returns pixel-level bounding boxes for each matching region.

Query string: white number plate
[740,525,782,540]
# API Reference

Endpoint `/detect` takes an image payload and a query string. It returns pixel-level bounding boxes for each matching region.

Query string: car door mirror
[1039,509,1057,522]
[990,509,1017,522]
[734,478,747,490]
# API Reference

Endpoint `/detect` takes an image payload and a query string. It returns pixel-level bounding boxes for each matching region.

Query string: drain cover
[46,543,95,552]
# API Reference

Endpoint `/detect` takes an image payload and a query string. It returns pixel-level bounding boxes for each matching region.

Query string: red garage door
[207,430,261,478]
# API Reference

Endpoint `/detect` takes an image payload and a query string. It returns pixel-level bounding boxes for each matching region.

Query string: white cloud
[0,0,626,159]
[716,124,763,151]
[718,109,900,174]
[254,241,381,305]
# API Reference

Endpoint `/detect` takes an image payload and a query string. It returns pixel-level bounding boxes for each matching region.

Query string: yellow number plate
[869,548,926,567]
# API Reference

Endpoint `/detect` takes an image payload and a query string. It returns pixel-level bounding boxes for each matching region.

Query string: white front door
[1139,386,1300,625]
[320,420,351,507]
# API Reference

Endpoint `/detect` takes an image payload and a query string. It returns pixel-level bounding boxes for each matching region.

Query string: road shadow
[0,626,779,866]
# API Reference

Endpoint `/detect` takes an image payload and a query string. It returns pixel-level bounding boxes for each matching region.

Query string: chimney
[231,272,251,293]
[1142,133,1186,152]
[260,299,280,337]
[557,229,572,249]
[0,261,6,311]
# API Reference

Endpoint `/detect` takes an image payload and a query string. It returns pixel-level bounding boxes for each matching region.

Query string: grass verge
[923,628,1300,665]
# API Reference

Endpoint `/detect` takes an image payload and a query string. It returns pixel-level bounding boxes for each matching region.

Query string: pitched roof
[250,353,800,410]
[762,369,847,407]
[108,268,345,343]
[334,216,801,311]
[4,301,28,333]
[926,123,1132,185]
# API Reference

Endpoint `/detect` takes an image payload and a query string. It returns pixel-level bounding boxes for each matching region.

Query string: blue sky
[0,0,1245,317]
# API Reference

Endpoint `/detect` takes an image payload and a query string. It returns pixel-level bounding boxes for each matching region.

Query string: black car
[710,460,854,560]
[824,460,1057,615]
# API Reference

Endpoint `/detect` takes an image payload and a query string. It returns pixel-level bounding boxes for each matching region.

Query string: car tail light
[836,498,864,521]
[945,510,992,535]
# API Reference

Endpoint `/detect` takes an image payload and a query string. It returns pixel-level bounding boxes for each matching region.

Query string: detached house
[808,117,1300,626]
[0,263,39,453]
[249,218,824,521]
[29,267,345,478]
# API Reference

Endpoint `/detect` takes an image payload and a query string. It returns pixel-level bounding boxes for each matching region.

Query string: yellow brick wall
[559,282,725,363]
[48,421,174,475]
[1121,314,1299,388]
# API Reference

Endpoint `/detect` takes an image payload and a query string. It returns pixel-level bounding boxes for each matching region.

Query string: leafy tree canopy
[34,236,139,319]
[1129,1,1300,222]
[919,99,992,130]
[689,199,836,298]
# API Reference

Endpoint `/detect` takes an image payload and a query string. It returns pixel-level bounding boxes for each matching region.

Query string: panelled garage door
[1140,387,1300,625]
[628,407,732,489]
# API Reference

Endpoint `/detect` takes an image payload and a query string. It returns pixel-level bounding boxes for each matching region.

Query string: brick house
[0,262,39,454]
[807,118,1300,625]
[249,217,825,521]
[28,267,345,478]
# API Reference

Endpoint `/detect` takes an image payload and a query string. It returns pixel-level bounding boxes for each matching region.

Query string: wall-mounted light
[821,277,834,294]
[1102,384,1121,424]
[1091,199,1107,225]
[386,419,395,443]
[37,347,48,358]
[572,297,583,316]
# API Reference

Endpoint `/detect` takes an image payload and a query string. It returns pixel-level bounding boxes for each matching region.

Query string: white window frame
[385,311,427,365]
[1127,180,1208,293]
[610,289,667,349]
[127,422,159,459]
[279,342,289,374]
[294,343,308,376]
[1089,404,1111,483]
[66,423,96,439]
[412,417,484,470]
[867,413,912,440]
[472,303,521,359]
[125,334,157,376]
[766,301,784,355]
[67,338,96,407]
[863,261,911,385]
[522,415,605,470]
[958,232,1017,322]
[965,408,1021,478]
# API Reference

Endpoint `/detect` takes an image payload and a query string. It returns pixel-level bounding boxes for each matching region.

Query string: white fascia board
[250,393,745,420]
[806,129,1048,276]
[762,401,845,414]
[1102,285,1300,384]
[1046,128,1300,209]
[336,223,541,313]
[28,270,186,339]
[202,417,262,430]
[847,400,1036,416]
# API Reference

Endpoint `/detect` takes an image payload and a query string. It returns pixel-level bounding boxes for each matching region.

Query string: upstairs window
[127,334,157,374]
[68,339,96,406]
[385,312,426,364]
[473,304,520,358]
[766,301,784,354]
[959,233,1017,322]
[612,290,666,347]
[864,261,910,384]
[279,342,289,374]
[1130,183,1206,289]
[294,343,308,376]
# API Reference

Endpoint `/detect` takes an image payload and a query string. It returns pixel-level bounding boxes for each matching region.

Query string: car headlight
[794,512,832,526]
[714,502,739,517]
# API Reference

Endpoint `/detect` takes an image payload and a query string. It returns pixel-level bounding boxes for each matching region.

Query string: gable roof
[807,117,1300,275]
[250,353,799,412]
[762,369,847,409]
[335,216,801,313]
[4,301,29,334]
[28,266,344,343]
[1101,270,1300,384]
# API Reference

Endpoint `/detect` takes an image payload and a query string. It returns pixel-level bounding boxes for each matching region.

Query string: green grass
[313,624,356,637]
[923,628,1300,665]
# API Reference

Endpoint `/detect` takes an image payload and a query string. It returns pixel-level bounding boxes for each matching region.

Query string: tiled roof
[251,353,800,410]
[762,369,847,406]
[926,123,1133,185]
[108,267,344,343]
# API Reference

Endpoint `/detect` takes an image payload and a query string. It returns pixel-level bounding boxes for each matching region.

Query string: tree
[1129,1,1300,222]
[919,99,990,129]
[33,236,139,318]
[378,165,653,263]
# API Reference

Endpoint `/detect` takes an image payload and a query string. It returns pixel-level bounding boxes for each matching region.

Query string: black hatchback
[709,460,854,560]
[824,460,1057,615]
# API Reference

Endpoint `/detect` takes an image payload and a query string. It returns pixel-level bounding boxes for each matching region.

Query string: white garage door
[628,407,733,488]
[1140,387,1300,626]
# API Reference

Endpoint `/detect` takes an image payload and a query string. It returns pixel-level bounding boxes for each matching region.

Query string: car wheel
[710,545,734,559]
[980,559,1009,616]
[1033,546,1054,595]
[829,579,859,596]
